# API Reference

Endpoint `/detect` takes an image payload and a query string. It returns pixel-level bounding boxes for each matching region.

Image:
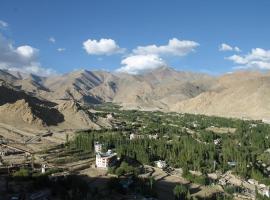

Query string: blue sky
[0,0,270,75]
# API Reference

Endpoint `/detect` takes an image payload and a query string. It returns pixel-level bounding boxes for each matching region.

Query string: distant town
[0,103,270,200]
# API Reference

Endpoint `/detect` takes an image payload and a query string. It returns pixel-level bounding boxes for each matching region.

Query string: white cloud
[227,48,270,69]
[49,37,56,43]
[133,38,199,56]
[57,48,66,52]
[234,46,241,52]
[0,34,56,76]
[115,38,199,74]
[219,43,241,52]
[16,45,38,58]
[0,20,8,29]
[116,54,167,74]
[83,38,125,55]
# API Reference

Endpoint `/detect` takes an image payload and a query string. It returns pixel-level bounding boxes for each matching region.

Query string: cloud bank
[227,48,270,69]
[117,38,199,74]
[133,38,199,56]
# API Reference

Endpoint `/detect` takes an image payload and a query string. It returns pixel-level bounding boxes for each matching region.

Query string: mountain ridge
[1,67,270,128]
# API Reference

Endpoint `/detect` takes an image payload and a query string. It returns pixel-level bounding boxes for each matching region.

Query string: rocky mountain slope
[0,80,64,128]
[172,71,270,120]
[1,67,270,128]
[0,76,109,130]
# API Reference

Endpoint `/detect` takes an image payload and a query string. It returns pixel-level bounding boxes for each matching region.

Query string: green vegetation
[69,103,270,198]
[12,167,62,180]
[73,104,270,181]
[258,151,270,165]
[250,168,270,185]
[173,184,188,200]
[44,147,93,165]
[12,168,30,179]
[106,176,157,198]
[8,168,96,199]
[70,129,217,171]
[182,169,210,185]
[108,161,140,177]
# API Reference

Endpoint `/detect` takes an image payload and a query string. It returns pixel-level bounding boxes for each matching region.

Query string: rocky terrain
[172,71,270,120]
[0,67,270,131]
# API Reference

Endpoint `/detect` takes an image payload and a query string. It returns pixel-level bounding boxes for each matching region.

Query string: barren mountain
[111,67,216,109]
[1,67,270,125]
[0,69,18,83]
[0,79,107,130]
[172,71,270,120]
[0,80,64,128]
[56,100,100,130]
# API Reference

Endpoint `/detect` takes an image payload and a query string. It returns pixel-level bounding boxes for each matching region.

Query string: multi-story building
[96,150,117,169]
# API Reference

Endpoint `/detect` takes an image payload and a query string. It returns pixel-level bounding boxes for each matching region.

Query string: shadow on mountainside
[0,84,64,126]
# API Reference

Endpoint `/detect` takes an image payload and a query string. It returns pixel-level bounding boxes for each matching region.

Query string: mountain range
[0,66,269,130]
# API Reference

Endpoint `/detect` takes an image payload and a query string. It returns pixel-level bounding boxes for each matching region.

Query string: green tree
[149,176,155,190]
[173,184,187,200]
[13,168,30,179]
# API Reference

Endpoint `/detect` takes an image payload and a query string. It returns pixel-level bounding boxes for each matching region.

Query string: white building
[106,113,114,120]
[262,188,270,198]
[214,139,221,145]
[94,142,103,153]
[156,160,167,169]
[148,134,159,140]
[41,164,47,174]
[96,150,117,169]
[130,133,144,140]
